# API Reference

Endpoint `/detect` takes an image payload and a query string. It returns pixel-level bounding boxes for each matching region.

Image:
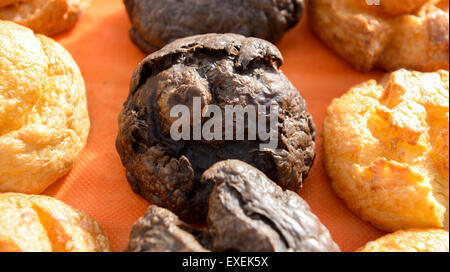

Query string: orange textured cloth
[44,0,386,252]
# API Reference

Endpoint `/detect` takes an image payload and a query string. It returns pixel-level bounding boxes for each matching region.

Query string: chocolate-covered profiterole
[116,33,315,224]
[126,160,339,252]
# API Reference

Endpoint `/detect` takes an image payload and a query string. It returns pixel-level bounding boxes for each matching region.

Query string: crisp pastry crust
[358,228,449,252]
[0,21,90,194]
[0,0,26,9]
[0,193,110,252]
[323,69,449,232]
[0,0,90,36]
[308,0,449,72]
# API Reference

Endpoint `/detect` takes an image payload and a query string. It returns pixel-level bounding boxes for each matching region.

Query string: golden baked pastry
[308,0,449,72]
[0,193,110,252]
[0,0,26,8]
[358,228,449,252]
[0,0,90,36]
[0,21,90,194]
[323,69,449,232]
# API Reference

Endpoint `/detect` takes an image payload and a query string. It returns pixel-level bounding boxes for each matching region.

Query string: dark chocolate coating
[123,0,305,53]
[125,160,340,252]
[124,205,210,252]
[116,33,316,224]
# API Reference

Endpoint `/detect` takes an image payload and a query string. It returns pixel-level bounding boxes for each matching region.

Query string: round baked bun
[0,193,110,252]
[116,33,316,225]
[123,0,304,53]
[0,0,90,36]
[0,1,26,8]
[358,229,449,252]
[0,21,90,194]
[308,0,449,72]
[323,69,449,232]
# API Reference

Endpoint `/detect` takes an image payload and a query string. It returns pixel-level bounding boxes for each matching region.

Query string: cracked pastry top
[308,0,449,72]
[358,228,449,252]
[123,0,305,53]
[116,33,316,225]
[0,21,90,194]
[0,0,91,36]
[0,193,110,252]
[323,69,449,232]
[126,160,340,252]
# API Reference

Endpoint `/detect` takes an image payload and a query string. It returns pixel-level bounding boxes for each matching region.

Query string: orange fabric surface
[44,0,387,252]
